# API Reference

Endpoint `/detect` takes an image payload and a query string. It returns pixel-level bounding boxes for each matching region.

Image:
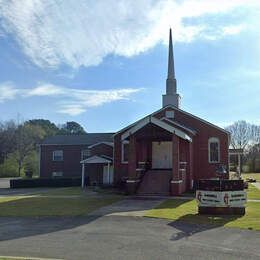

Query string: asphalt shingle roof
[41,133,114,146]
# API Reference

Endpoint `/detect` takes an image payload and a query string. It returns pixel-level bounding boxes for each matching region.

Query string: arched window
[208,137,220,163]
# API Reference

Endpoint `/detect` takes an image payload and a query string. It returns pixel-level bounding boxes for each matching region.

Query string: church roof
[115,104,230,136]
[41,133,114,146]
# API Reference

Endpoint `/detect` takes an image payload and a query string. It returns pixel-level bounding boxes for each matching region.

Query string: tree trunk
[18,161,22,177]
[252,157,256,172]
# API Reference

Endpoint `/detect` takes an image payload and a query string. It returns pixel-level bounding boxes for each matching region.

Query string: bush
[10,178,83,188]
[24,151,39,177]
[0,153,20,177]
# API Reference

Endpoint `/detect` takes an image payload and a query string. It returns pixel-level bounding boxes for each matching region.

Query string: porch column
[81,163,85,188]
[126,134,139,194]
[107,162,110,184]
[128,134,137,179]
[170,134,181,196]
[187,141,193,190]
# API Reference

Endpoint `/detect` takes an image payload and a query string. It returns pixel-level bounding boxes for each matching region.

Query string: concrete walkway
[89,198,165,217]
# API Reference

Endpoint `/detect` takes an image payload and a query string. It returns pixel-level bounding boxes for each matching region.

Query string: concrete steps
[137,170,172,196]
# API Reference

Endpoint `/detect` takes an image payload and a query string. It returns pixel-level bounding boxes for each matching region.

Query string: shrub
[0,153,21,177]
[10,178,82,188]
[24,151,39,178]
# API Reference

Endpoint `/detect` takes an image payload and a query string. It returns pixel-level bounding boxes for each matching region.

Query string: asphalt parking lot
[0,214,259,260]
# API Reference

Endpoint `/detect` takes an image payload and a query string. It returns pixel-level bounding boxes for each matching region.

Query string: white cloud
[24,84,64,96]
[0,83,19,102]
[0,0,259,69]
[222,24,246,36]
[0,82,142,115]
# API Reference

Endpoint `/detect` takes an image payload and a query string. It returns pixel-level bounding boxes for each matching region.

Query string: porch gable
[121,116,192,142]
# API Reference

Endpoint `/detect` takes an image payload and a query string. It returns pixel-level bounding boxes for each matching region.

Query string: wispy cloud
[0,0,259,69]
[0,82,143,115]
[0,82,19,102]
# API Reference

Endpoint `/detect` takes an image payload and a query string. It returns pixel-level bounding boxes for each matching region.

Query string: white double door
[103,165,114,184]
[152,141,172,169]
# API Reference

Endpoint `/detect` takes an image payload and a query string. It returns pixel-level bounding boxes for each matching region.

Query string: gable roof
[88,142,114,149]
[121,116,192,142]
[80,155,112,164]
[160,117,196,135]
[115,105,230,136]
[41,133,114,146]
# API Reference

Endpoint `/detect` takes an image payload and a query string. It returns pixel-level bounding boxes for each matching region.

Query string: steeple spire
[162,28,180,108]
[167,28,175,79]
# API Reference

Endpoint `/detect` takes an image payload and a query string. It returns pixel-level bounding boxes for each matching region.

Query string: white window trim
[52,150,63,161]
[121,140,129,164]
[208,137,220,163]
[81,149,91,160]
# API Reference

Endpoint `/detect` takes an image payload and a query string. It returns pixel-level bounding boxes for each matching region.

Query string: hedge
[10,178,85,188]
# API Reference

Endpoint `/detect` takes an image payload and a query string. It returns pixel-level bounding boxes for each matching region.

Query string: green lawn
[0,195,121,217]
[242,173,260,182]
[145,199,260,231]
[42,186,85,196]
[247,183,260,200]
[39,186,123,197]
[0,257,50,260]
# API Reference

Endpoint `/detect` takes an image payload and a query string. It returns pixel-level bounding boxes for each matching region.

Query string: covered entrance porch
[80,155,113,188]
[121,116,194,196]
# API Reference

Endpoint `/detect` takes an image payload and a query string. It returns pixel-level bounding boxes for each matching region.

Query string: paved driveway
[89,197,165,217]
[0,197,259,260]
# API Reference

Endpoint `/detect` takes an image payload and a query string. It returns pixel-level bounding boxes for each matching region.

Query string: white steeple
[162,28,180,108]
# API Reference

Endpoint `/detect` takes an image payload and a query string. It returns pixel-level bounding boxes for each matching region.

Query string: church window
[208,137,220,163]
[121,141,129,163]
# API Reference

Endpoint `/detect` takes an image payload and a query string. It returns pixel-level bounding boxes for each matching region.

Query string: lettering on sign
[196,190,247,207]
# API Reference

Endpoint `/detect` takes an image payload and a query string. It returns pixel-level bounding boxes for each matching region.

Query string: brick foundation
[170,181,182,196]
[198,206,245,215]
[126,180,140,195]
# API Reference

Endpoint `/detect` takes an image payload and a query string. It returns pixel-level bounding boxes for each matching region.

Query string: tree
[27,119,59,137]
[225,121,260,150]
[15,123,45,176]
[0,120,17,163]
[59,121,86,135]
[246,143,260,172]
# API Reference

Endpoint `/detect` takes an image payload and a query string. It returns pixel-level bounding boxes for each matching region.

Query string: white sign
[196,190,247,207]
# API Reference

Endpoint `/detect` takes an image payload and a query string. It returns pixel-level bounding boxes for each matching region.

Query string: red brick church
[40,29,230,195]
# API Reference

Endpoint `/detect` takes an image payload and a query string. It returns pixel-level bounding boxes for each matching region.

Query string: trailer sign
[196,190,247,207]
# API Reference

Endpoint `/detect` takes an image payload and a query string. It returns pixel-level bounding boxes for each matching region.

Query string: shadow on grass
[147,198,242,241]
[0,195,162,242]
[0,195,123,242]
[168,214,240,241]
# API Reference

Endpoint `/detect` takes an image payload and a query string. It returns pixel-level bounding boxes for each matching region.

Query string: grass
[247,183,260,200]
[145,199,260,231]
[38,186,123,197]
[242,173,260,182]
[42,186,85,196]
[0,195,121,217]
[0,257,51,260]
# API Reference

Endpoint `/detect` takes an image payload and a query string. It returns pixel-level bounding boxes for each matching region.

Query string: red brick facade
[114,106,229,195]
[40,143,113,180]
[40,106,229,195]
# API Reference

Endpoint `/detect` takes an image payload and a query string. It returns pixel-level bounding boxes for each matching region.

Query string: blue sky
[0,0,260,132]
